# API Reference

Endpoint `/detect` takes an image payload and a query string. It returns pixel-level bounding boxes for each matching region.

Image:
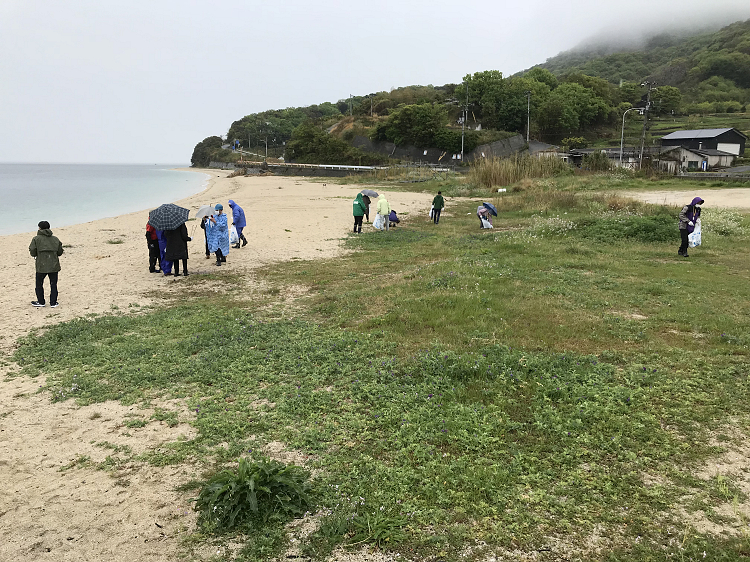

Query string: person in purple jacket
[678,196,703,258]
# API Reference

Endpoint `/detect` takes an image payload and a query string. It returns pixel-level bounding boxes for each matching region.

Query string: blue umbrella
[483,202,498,216]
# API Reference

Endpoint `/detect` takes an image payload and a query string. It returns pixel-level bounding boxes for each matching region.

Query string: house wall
[717,142,741,155]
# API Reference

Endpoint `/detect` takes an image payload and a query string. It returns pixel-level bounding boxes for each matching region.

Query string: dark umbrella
[148,203,190,230]
[483,202,498,216]
[360,189,379,197]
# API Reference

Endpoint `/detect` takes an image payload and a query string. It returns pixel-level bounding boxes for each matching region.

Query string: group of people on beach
[147,199,248,275]
[28,193,705,307]
[352,191,446,233]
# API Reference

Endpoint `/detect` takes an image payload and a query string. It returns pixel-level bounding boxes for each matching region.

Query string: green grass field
[10,175,750,561]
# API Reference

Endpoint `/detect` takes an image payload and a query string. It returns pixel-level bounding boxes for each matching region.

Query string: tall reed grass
[469,154,570,189]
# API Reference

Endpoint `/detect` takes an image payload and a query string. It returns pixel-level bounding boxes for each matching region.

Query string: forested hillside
[536,19,750,106]
[192,19,750,167]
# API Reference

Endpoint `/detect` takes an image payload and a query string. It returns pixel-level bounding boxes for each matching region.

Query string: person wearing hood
[228,199,248,248]
[29,221,64,307]
[376,194,391,231]
[678,196,703,257]
[207,203,230,266]
[353,193,366,233]
[146,222,161,273]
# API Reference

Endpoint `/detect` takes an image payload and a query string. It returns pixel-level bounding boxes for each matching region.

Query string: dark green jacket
[29,229,63,273]
[432,194,445,210]
[353,193,366,217]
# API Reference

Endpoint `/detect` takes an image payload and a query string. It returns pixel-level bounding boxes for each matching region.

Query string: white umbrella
[195,205,214,220]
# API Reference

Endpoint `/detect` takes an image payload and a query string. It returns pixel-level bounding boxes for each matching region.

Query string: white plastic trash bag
[481,218,493,229]
[429,205,434,219]
[373,213,384,230]
[230,225,239,245]
[688,218,701,248]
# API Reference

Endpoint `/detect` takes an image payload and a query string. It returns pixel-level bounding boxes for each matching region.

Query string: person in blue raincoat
[207,203,230,266]
[228,199,247,248]
[156,229,172,275]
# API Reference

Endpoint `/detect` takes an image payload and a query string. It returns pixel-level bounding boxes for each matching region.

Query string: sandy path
[624,187,750,209]
[0,173,432,562]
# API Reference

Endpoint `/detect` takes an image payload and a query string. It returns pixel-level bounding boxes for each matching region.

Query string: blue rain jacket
[228,200,247,228]
[207,213,230,255]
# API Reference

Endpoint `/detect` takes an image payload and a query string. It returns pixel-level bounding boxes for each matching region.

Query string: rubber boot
[241,235,248,247]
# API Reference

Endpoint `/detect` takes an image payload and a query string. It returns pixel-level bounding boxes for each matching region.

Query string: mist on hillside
[558,15,749,58]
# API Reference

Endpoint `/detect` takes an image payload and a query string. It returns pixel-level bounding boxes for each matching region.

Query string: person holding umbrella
[359,189,378,222]
[228,199,248,248]
[207,203,230,266]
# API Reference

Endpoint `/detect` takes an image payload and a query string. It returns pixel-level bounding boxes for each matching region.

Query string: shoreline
[0,164,212,237]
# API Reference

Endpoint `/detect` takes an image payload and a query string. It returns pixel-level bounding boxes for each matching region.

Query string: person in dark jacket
[29,220,64,307]
[200,216,210,259]
[678,196,703,257]
[432,191,445,224]
[362,195,371,222]
[164,223,192,276]
[146,223,161,273]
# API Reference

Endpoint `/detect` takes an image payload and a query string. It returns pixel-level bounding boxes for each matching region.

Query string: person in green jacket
[29,221,64,308]
[432,191,445,224]
[353,193,366,233]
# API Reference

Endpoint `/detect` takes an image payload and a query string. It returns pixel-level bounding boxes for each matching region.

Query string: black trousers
[354,215,363,232]
[679,229,689,255]
[36,272,58,305]
[173,258,188,274]
[433,208,442,224]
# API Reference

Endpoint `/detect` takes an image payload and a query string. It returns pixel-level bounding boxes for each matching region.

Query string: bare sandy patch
[625,187,750,209]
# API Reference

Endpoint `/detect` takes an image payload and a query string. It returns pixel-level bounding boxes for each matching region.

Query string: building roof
[660,146,736,157]
[661,128,747,141]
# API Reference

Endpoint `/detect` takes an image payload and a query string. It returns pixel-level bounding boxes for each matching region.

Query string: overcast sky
[1,0,749,164]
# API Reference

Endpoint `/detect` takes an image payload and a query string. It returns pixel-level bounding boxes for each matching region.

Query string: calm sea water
[0,163,210,235]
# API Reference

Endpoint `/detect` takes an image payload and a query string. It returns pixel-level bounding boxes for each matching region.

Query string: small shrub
[194,457,314,533]
[581,152,614,172]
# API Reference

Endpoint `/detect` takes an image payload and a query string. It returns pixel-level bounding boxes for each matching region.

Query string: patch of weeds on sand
[151,407,179,427]
[59,454,91,472]
[106,239,124,244]
[125,418,147,428]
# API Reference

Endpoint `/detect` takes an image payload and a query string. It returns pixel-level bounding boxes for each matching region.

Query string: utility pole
[525,91,531,144]
[349,94,353,116]
[639,82,655,169]
[620,107,642,167]
[461,81,468,163]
